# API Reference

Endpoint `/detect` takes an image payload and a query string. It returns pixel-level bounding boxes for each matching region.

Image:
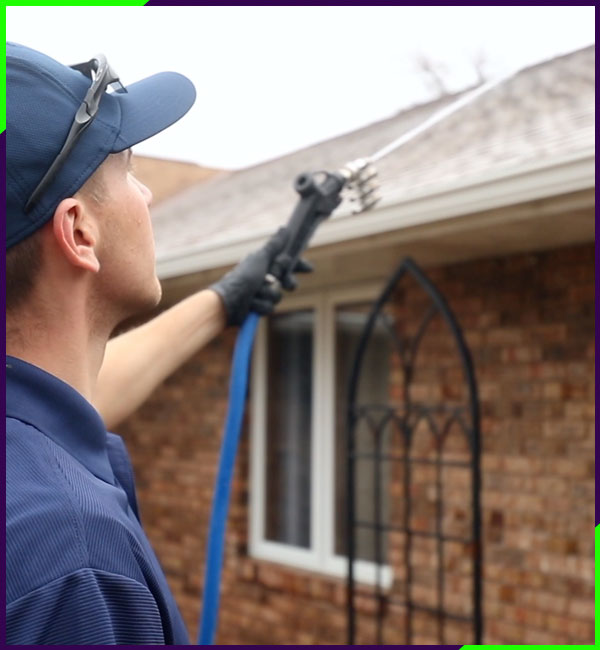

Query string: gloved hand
[210,227,313,326]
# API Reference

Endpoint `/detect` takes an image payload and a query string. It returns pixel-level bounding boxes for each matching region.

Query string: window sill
[250,539,394,589]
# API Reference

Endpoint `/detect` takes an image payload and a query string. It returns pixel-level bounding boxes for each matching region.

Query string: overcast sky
[6,5,595,169]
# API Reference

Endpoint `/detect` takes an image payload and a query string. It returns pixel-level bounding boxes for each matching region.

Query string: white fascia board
[156,148,595,280]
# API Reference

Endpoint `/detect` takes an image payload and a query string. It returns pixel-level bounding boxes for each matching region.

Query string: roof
[151,46,594,278]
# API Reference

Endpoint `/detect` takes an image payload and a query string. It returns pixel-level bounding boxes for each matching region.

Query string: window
[250,286,393,585]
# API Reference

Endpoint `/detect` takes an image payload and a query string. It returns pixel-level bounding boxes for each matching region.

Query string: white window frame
[249,282,392,587]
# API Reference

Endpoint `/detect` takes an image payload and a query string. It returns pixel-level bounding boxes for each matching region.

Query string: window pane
[265,310,313,548]
[335,303,392,562]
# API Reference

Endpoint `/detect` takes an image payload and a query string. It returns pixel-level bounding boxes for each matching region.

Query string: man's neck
[6,305,113,404]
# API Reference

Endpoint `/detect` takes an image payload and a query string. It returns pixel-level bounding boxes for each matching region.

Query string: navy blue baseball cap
[6,42,196,249]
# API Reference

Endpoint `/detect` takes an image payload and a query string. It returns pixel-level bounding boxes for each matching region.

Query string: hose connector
[338,157,381,213]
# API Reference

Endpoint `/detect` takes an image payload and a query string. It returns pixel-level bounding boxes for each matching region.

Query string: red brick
[568,598,595,620]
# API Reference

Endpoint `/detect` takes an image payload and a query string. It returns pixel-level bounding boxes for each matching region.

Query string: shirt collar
[6,355,115,484]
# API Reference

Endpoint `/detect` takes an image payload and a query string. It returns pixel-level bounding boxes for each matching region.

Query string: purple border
[594,190,600,526]
[1,130,7,626]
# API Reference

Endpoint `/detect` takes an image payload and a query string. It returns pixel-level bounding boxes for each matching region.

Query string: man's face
[89,150,162,322]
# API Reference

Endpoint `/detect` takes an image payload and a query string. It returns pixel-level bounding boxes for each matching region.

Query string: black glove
[210,227,313,326]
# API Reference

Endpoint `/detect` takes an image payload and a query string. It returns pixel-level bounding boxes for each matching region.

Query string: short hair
[6,228,43,312]
[5,164,107,312]
[78,161,107,206]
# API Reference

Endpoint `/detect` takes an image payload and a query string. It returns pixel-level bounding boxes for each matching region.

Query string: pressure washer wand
[200,64,522,645]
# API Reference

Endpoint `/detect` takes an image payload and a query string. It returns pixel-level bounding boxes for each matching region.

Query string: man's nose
[135,176,153,206]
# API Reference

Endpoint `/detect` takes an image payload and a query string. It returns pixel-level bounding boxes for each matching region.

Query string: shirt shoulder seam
[42,436,91,567]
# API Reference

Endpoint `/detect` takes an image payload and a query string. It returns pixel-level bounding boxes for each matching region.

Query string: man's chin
[137,281,163,315]
[148,278,163,308]
[113,281,163,330]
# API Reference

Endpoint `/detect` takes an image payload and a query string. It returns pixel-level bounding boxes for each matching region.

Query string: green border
[2,6,597,648]
[594,525,600,645]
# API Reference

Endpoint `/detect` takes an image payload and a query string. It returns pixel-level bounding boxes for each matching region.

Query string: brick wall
[116,242,594,645]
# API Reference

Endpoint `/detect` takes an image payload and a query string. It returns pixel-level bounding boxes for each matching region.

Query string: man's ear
[52,198,101,273]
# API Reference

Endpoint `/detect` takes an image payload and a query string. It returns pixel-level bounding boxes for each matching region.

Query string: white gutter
[156,147,595,280]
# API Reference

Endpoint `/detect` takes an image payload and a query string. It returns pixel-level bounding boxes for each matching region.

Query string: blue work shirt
[6,356,190,645]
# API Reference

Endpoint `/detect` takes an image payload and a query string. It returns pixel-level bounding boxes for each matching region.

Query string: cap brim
[110,71,196,153]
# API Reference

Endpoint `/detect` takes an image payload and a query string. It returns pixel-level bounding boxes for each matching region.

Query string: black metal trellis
[346,257,482,645]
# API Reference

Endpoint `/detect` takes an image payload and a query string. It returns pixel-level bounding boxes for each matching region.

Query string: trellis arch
[345,257,482,645]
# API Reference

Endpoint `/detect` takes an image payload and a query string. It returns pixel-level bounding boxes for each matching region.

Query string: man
[6,42,306,644]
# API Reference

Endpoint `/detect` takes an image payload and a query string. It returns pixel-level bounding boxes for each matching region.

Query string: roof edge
[156,147,595,280]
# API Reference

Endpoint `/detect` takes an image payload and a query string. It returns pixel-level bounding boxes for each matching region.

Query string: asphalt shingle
[151,46,594,263]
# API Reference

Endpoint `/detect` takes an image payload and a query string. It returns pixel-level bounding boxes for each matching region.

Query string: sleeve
[6,567,166,645]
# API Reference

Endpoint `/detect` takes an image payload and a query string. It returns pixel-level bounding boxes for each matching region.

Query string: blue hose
[198,311,260,644]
